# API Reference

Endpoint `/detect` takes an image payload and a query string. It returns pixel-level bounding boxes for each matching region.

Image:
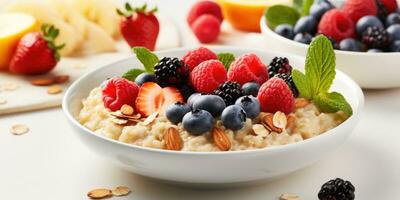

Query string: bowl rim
[260,16,400,56]
[62,46,364,156]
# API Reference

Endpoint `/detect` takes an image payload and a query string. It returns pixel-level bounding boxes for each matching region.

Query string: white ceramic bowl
[260,17,400,89]
[62,47,364,185]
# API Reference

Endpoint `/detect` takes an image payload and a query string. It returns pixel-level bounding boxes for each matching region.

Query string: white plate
[62,46,364,185]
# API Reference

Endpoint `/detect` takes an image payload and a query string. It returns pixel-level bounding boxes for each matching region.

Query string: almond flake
[54,75,70,84]
[280,193,299,200]
[10,124,29,135]
[112,186,131,197]
[262,114,282,133]
[273,111,287,129]
[0,96,7,105]
[295,98,309,109]
[142,112,158,126]
[164,127,182,151]
[30,78,54,86]
[120,104,134,116]
[212,128,231,151]
[252,124,269,137]
[1,82,19,91]
[87,188,112,199]
[112,118,128,125]
[47,85,62,94]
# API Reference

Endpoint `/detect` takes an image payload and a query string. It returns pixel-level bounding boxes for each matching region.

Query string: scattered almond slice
[112,186,131,197]
[10,124,29,135]
[120,104,134,116]
[0,96,7,105]
[142,112,158,126]
[54,75,70,84]
[112,118,128,125]
[30,78,55,86]
[252,124,269,137]
[280,193,300,200]
[47,85,62,94]
[212,127,231,151]
[164,127,182,151]
[1,82,19,91]
[262,114,282,133]
[273,111,287,129]
[87,188,112,199]
[295,98,309,109]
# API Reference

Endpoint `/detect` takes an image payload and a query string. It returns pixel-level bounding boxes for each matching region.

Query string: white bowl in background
[62,46,363,185]
[260,17,400,89]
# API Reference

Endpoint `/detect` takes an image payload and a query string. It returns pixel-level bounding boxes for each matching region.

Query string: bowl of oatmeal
[63,41,363,184]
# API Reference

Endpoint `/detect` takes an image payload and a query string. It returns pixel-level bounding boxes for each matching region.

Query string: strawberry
[9,24,64,75]
[135,82,183,117]
[117,3,159,51]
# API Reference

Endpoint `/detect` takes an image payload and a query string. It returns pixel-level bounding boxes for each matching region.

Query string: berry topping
[178,85,196,101]
[191,14,221,43]
[190,60,227,93]
[274,24,295,40]
[386,13,400,27]
[182,109,214,135]
[294,16,318,35]
[387,24,400,41]
[235,96,260,119]
[242,82,260,97]
[102,77,139,111]
[362,26,391,48]
[274,73,299,97]
[213,81,244,105]
[318,9,355,42]
[165,102,191,124]
[389,40,400,51]
[294,32,313,44]
[356,16,384,36]
[135,82,183,117]
[187,93,202,108]
[221,105,247,131]
[192,94,226,117]
[380,0,398,14]
[318,178,355,200]
[154,57,189,87]
[268,57,292,78]
[227,53,268,85]
[309,0,334,20]
[257,77,295,114]
[342,0,377,23]
[339,38,365,52]
[187,0,223,25]
[182,47,218,71]
[135,72,156,86]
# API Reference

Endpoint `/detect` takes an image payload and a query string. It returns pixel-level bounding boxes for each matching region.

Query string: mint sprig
[292,36,353,116]
[265,5,300,29]
[122,47,159,81]
[217,53,235,70]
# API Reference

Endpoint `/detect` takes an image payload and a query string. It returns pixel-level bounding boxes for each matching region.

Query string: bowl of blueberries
[261,0,400,89]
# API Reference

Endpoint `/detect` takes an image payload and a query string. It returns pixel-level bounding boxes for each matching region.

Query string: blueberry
[165,102,191,124]
[294,33,313,44]
[221,105,247,131]
[242,82,260,97]
[182,109,214,135]
[135,73,156,86]
[187,93,201,108]
[386,13,400,27]
[389,40,400,52]
[367,48,383,53]
[356,16,384,36]
[294,16,318,34]
[178,85,195,101]
[235,96,260,119]
[339,38,364,52]
[274,24,295,39]
[192,95,226,117]
[387,24,400,41]
[310,0,334,20]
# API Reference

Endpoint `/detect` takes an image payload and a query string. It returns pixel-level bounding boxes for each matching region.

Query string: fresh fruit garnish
[187,93,202,108]
[390,40,400,51]
[317,9,355,42]
[9,24,65,75]
[387,24,400,41]
[380,0,398,14]
[355,16,383,36]
[386,13,400,27]
[362,26,391,49]
[135,82,183,117]
[192,94,226,117]
[294,16,318,35]
[134,73,156,86]
[309,0,334,20]
[235,96,260,119]
[182,47,217,71]
[241,82,260,97]
[227,53,268,85]
[190,60,227,93]
[187,1,223,25]
[190,14,221,43]
[0,13,37,69]
[221,105,246,131]
[339,38,364,52]
[213,81,243,105]
[274,73,299,97]
[154,57,189,87]
[102,77,139,111]
[341,0,377,23]
[268,57,292,78]
[257,77,295,114]
[117,2,159,50]
[274,24,295,40]
[293,32,313,44]
[182,109,214,135]
[318,178,355,200]
[165,102,191,124]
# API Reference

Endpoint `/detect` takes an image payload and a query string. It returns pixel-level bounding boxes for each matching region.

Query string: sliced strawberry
[159,87,184,115]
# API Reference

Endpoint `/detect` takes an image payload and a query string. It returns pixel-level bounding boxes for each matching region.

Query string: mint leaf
[314,92,353,116]
[265,5,300,29]
[292,69,312,99]
[305,35,336,96]
[122,69,145,81]
[217,53,235,70]
[293,0,303,13]
[133,47,158,73]
[301,0,314,16]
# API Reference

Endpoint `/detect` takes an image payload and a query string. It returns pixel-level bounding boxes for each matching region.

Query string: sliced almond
[295,98,309,109]
[120,104,134,116]
[142,112,158,126]
[87,188,112,199]
[112,118,129,125]
[164,127,182,151]
[273,111,287,129]
[47,85,62,94]
[252,124,269,137]
[280,193,300,200]
[286,115,295,130]
[1,82,19,91]
[54,75,70,84]
[212,128,231,151]
[30,78,55,86]
[261,114,282,133]
[10,124,29,135]
[110,111,141,120]
[112,186,131,196]
[0,96,7,105]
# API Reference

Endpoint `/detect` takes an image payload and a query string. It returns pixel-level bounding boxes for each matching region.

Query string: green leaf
[265,5,300,30]
[292,69,312,99]
[133,47,159,73]
[301,0,314,16]
[305,35,336,96]
[313,92,353,116]
[293,0,303,13]
[217,53,235,70]
[122,69,146,81]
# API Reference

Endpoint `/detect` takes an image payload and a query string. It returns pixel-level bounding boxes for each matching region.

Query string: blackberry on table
[362,26,391,49]
[154,57,189,87]
[213,81,243,105]
[318,178,355,200]
[274,74,299,97]
[268,57,292,78]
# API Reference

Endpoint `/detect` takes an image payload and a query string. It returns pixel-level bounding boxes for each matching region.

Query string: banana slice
[78,21,116,55]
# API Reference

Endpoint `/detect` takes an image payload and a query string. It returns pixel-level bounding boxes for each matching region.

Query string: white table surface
[1,0,400,199]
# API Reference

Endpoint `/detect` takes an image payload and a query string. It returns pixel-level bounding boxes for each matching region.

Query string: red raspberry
[190,60,227,93]
[182,47,218,71]
[341,0,377,22]
[227,53,268,85]
[187,0,223,26]
[102,77,139,111]
[191,14,221,43]
[381,0,398,13]
[257,77,295,114]
[318,9,355,42]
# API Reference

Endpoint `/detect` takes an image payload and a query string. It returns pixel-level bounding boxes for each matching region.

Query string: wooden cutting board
[0,15,180,115]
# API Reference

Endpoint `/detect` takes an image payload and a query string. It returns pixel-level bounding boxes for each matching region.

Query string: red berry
[102,78,140,111]
[182,47,218,71]
[227,53,268,85]
[318,9,355,42]
[190,60,227,93]
[341,0,377,22]
[191,14,221,43]
[381,0,398,13]
[187,0,223,25]
[257,77,295,115]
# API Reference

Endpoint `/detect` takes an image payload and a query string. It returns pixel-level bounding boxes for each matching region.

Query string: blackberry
[213,81,243,105]
[268,57,292,78]
[362,26,391,49]
[154,57,189,87]
[274,74,299,97]
[318,178,355,200]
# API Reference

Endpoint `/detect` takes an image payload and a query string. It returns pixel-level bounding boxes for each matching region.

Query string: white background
[1,0,400,199]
